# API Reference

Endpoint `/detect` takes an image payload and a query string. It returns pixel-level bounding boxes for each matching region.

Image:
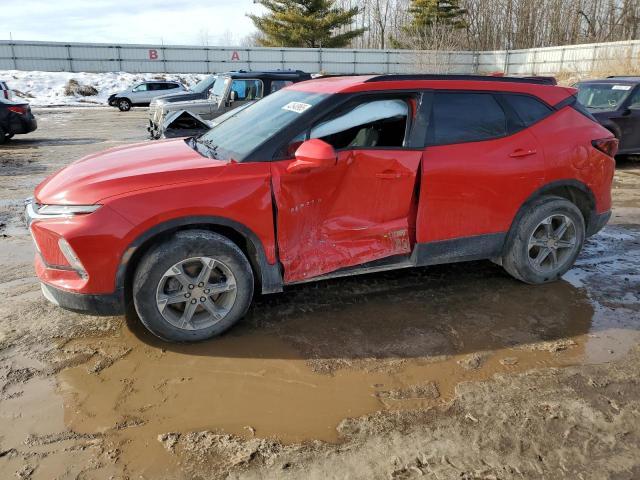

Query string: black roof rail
[364,74,557,86]
[606,75,640,79]
[314,73,377,78]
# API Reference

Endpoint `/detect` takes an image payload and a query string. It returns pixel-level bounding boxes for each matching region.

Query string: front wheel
[133,230,254,342]
[502,196,585,284]
[117,98,132,111]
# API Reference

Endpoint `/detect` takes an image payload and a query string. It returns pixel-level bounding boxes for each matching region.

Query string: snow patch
[0,70,207,107]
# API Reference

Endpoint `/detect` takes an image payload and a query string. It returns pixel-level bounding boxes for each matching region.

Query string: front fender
[104,161,281,293]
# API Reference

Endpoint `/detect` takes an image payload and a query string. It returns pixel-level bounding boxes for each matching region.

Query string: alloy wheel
[155,256,237,330]
[527,214,578,274]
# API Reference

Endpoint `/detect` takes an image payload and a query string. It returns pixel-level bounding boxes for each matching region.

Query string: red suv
[26,75,616,342]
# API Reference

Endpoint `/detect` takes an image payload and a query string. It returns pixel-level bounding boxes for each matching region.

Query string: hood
[154,91,205,104]
[589,109,617,119]
[35,139,227,205]
[162,97,219,113]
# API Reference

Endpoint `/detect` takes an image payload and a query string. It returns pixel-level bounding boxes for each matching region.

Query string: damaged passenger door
[271,94,427,283]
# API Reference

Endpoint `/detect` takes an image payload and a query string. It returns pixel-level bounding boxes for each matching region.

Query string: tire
[6,133,14,139]
[132,230,254,342]
[502,196,585,284]
[117,98,132,112]
[0,127,6,145]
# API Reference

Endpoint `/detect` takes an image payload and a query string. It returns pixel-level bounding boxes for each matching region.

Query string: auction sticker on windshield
[282,102,312,113]
[612,85,632,90]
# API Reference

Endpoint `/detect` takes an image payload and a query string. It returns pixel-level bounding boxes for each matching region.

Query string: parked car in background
[576,76,640,155]
[108,80,186,111]
[148,70,311,139]
[0,97,37,144]
[27,74,616,342]
[148,74,218,117]
[0,81,12,101]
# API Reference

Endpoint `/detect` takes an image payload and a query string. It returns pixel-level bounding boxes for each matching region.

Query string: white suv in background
[108,80,186,111]
[0,81,13,101]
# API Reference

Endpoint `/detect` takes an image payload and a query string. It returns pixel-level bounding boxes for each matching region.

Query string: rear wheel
[0,127,6,144]
[502,196,585,284]
[117,98,132,112]
[133,230,254,342]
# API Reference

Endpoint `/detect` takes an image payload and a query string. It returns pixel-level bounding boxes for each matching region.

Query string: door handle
[509,149,537,158]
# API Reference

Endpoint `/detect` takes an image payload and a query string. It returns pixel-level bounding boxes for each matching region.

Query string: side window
[310,99,409,150]
[132,84,148,92]
[147,83,163,91]
[628,88,640,109]
[165,83,179,90]
[230,79,264,101]
[428,92,507,145]
[271,80,293,93]
[502,94,552,126]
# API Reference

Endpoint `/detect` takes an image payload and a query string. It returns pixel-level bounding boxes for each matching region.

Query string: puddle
[1,225,637,478]
[55,261,640,451]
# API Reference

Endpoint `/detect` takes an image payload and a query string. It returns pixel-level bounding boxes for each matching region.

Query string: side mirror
[622,108,632,116]
[287,139,337,174]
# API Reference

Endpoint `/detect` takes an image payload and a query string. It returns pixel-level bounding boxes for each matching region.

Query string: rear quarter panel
[529,107,615,213]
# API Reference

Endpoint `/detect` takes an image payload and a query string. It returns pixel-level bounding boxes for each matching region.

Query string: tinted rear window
[502,94,552,126]
[428,92,507,145]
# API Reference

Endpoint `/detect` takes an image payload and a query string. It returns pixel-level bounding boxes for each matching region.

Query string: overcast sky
[1,0,263,45]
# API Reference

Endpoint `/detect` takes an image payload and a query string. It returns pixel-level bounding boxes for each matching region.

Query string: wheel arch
[116,216,283,301]
[600,120,622,139]
[117,97,132,109]
[504,179,597,253]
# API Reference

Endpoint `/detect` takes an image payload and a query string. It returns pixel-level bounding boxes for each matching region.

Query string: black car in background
[576,76,640,155]
[0,98,37,144]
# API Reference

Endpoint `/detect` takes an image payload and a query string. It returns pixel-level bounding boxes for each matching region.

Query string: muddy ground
[0,108,639,480]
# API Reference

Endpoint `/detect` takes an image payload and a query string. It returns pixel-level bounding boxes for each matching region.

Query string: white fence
[0,39,639,75]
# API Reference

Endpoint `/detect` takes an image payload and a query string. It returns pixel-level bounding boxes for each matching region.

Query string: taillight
[8,105,28,115]
[592,138,619,157]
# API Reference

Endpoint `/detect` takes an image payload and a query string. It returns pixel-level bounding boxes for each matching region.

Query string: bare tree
[335,0,640,50]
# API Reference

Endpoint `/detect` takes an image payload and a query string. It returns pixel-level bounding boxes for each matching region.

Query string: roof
[290,74,574,106]
[224,70,311,80]
[140,80,182,84]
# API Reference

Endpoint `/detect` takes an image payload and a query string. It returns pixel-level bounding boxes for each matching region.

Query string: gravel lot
[0,107,639,479]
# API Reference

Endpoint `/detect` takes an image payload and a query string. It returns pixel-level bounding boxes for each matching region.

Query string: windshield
[198,89,328,161]
[191,75,217,94]
[210,77,228,98]
[577,83,633,109]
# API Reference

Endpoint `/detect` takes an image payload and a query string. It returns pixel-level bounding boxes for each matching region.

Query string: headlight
[36,204,101,216]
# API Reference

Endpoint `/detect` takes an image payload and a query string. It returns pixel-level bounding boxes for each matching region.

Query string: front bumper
[147,105,163,138]
[41,282,124,316]
[24,199,133,295]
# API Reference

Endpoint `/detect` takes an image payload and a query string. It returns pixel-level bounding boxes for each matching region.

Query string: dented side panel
[272,149,422,283]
